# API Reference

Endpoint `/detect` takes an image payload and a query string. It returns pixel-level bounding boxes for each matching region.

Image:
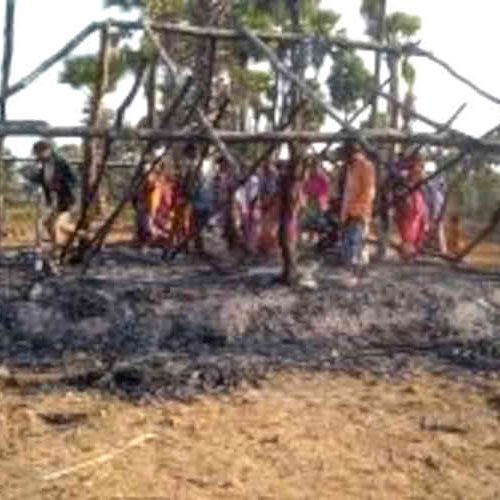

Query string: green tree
[326,48,373,120]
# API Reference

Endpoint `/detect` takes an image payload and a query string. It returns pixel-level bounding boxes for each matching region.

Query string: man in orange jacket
[340,141,376,267]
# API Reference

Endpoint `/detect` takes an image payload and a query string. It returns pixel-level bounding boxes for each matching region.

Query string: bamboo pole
[0,0,15,248]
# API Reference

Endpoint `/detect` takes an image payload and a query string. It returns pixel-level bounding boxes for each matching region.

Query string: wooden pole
[6,23,99,98]
[3,125,500,151]
[146,54,158,128]
[369,0,386,128]
[81,23,111,228]
[0,0,15,248]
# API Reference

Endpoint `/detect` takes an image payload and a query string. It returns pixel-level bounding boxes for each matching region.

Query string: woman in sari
[395,155,429,259]
[258,162,281,255]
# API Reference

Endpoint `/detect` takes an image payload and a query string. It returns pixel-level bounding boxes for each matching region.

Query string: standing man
[31,140,77,263]
[340,141,376,271]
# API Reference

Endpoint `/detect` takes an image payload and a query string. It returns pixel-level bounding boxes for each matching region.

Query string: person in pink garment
[303,157,330,212]
[303,157,330,242]
[394,154,429,260]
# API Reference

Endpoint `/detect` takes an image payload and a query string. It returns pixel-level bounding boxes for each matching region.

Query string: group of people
[28,138,449,269]
[132,141,379,267]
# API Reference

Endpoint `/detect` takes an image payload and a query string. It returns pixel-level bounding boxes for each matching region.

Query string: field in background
[3,203,499,269]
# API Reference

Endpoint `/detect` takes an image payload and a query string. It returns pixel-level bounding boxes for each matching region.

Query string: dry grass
[1,372,500,499]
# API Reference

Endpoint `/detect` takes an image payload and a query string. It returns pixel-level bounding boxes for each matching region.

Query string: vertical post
[278,0,303,285]
[146,54,158,128]
[81,23,110,227]
[0,0,15,248]
[369,0,386,128]
[375,0,391,261]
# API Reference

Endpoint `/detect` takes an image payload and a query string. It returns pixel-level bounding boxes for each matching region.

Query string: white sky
[2,0,500,156]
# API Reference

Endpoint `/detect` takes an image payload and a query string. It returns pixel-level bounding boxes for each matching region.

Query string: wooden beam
[5,23,99,98]
[5,124,500,152]
[3,157,144,169]
[111,20,410,54]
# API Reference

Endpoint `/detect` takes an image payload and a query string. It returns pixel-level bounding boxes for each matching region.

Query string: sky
[2,0,500,156]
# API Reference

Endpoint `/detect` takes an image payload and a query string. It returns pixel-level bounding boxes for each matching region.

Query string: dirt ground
[1,372,500,500]
[2,221,500,498]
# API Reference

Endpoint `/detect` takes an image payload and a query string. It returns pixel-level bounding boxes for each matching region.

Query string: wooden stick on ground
[42,433,157,481]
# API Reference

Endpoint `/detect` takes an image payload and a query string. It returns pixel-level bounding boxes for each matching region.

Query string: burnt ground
[1,247,500,400]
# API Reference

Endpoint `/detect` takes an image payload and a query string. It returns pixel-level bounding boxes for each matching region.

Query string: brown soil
[2,372,500,500]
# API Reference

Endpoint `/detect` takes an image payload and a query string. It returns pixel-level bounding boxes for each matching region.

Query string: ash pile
[1,254,500,399]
